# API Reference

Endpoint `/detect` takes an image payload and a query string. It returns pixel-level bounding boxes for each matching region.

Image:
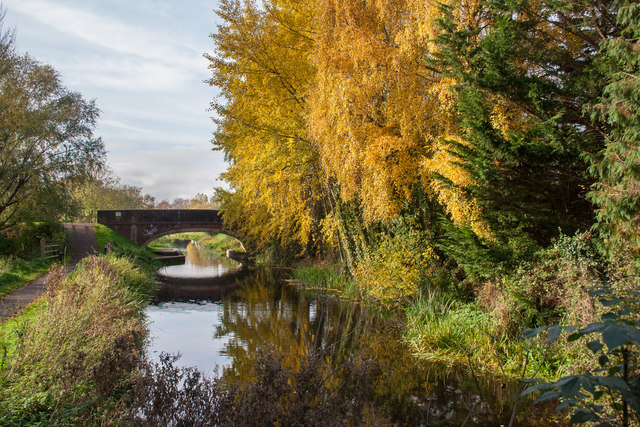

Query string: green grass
[403,290,582,380]
[0,299,46,364]
[293,265,360,298]
[405,295,497,366]
[0,255,154,424]
[93,224,159,273]
[149,232,244,256]
[0,257,53,298]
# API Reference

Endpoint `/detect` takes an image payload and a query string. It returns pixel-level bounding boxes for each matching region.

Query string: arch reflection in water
[146,242,243,377]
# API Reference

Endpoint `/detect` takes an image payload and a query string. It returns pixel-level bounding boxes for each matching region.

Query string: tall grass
[404,289,497,366]
[293,265,359,298]
[0,255,155,425]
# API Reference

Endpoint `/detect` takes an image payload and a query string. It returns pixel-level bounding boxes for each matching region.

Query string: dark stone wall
[97,209,227,246]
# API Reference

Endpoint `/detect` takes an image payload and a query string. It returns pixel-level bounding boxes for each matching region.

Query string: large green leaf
[602,325,630,349]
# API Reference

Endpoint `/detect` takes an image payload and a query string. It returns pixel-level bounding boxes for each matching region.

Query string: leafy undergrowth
[0,257,53,298]
[94,223,160,272]
[0,255,156,425]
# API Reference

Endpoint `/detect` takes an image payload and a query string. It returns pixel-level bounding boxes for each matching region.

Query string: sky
[3,0,227,203]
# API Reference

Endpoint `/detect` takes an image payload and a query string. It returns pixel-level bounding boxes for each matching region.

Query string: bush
[124,347,386,426]
[354,228,439,304]
[481,231,604,335]
[4,222,65,258]
[0,233,14,256]
[0,256,153,425]
[522,281,640,425]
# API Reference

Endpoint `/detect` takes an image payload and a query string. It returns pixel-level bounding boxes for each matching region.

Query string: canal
[144,239,557,425]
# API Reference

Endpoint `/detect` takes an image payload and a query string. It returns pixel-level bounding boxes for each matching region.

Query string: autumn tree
[69,168,155,222]
[208,0,326,253]
[0,14,105,230]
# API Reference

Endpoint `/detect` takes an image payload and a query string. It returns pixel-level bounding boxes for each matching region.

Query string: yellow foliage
[354,233,439,303]
[308,0,485,225]
[422,135,491,238]
[209,0,593,256]
[208,0,324,250]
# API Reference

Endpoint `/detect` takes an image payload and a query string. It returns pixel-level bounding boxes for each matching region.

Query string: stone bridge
[97,209,235,247]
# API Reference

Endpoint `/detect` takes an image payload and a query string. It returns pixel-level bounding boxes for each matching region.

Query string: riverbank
[0,255,157,424]
[289,232,616,383]
[0,224,160,424]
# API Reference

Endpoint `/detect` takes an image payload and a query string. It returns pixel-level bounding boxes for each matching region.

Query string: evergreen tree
[432,0,615,279]
[588,1,640,258]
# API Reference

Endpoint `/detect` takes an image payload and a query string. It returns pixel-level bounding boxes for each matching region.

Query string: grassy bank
[94,223,160,272]
[0,257,53,298]
[149,232,244,256]
[290,232,615,383]
[0,255,156,425]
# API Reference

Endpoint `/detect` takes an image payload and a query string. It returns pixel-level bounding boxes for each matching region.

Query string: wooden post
[40,238,46,259]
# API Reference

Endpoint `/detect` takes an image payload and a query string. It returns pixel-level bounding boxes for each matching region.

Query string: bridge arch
[97,209,244,249]
[143,229,245,251]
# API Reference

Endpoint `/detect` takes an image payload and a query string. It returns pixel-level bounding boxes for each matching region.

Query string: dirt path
[0,223,97,321]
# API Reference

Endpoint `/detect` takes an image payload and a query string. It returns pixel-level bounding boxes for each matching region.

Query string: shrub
[11,222,64,258]
[522,281,640,425]
[124,347,387,426]
[0,256,152,425]
[354,229,439,303]
[488,231,604,334]
[0,233,14,255]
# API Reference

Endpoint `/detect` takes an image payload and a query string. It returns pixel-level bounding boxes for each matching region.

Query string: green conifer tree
[432,0,614,279]
[588,1,640,258]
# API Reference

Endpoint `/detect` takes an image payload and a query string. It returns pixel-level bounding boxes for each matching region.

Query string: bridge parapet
[97,209,227,246]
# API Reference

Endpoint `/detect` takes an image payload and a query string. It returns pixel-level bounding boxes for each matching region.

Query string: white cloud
[2,0,227,202]
[109,144,226,201]
[4,0,207,91]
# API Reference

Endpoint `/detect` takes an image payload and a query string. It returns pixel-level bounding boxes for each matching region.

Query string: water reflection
[215,271,559,425]
[147,241,242,375]
[146,301,231,377]
[157,242,239,279]
[145,246,560,425]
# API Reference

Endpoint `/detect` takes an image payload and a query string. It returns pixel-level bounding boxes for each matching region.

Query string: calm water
[145,242,558,425]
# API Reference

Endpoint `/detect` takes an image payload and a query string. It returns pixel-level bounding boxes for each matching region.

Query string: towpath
[0,223,97,320]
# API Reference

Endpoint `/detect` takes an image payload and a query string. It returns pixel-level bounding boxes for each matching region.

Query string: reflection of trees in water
[185,242,237,269]
[186,243,211,267]
[214,270,558,424]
